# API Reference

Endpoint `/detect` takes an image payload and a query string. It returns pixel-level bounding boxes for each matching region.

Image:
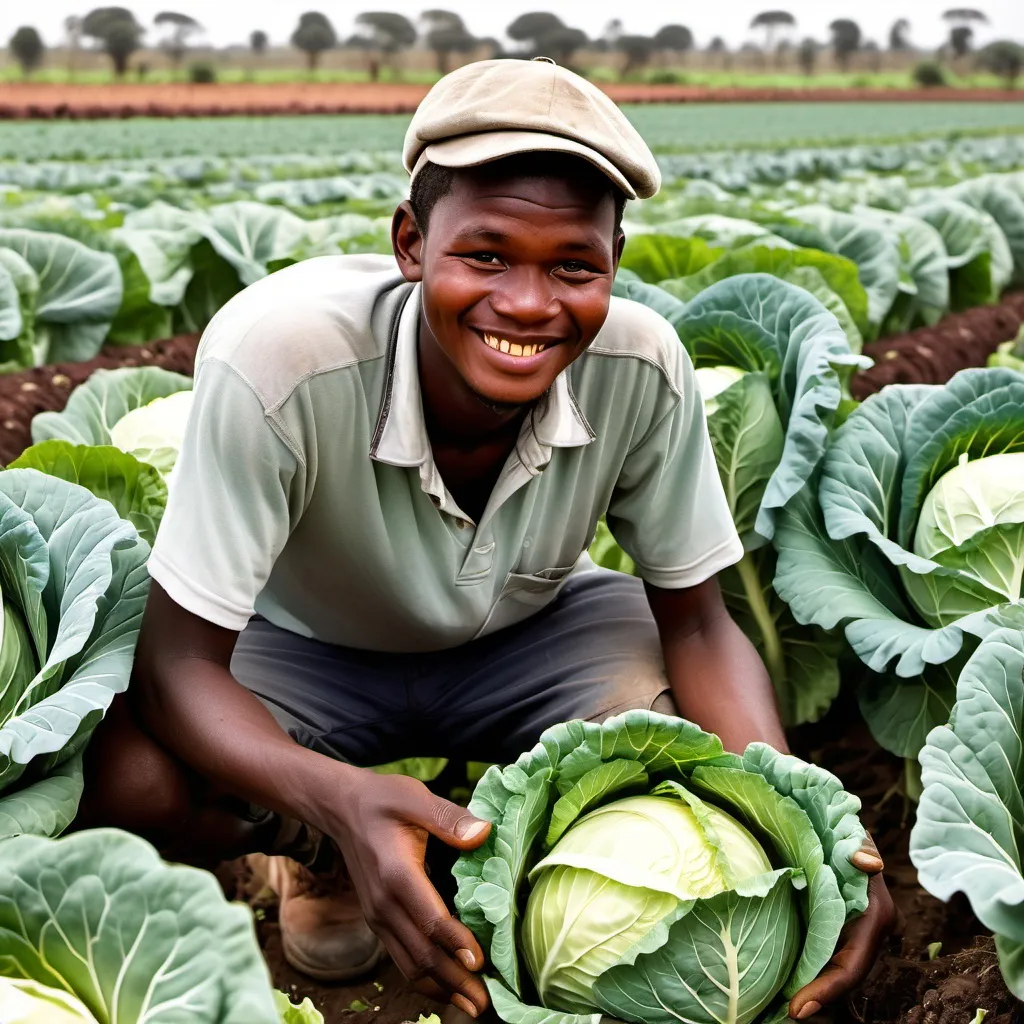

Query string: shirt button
[456,520,467,529]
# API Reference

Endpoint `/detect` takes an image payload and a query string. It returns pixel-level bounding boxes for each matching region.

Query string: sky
[4,0,1023,51]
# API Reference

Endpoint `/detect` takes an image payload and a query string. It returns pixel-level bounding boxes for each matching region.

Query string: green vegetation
[4,104,1024,162]
[454,712,869,1023]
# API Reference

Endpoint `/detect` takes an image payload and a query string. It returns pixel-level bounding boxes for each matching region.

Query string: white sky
[5,0,1023,51]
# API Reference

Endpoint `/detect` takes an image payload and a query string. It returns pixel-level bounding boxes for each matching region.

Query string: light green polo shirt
[148,254,742,651]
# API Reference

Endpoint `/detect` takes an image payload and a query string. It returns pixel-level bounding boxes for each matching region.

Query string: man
[81,59,893,1020]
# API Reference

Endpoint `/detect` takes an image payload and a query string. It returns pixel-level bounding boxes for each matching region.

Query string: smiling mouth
[480,332,550,358]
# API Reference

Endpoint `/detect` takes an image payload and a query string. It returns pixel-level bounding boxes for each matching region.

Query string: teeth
[482,333,548,358]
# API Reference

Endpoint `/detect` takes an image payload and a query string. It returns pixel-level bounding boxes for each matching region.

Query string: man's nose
[487,266,560,324]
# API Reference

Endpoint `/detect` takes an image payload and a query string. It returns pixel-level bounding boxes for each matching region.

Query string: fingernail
[452,993,478,1018]
[456,947,476,970]
[458,819,488,841]
[796,1001,821,1020]
[853,852,884,873]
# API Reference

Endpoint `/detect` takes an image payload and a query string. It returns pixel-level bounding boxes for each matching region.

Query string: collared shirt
[149,254,742,652]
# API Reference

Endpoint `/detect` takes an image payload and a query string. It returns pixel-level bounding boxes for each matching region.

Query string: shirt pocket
[473,561,579,638]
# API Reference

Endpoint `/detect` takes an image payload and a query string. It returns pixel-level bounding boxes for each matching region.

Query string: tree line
[5,6,1023,86]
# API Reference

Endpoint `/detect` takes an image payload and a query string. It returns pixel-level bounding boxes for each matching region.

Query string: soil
[0,334,199,465]
[851,292,1024,400]
[2,83,1023,119]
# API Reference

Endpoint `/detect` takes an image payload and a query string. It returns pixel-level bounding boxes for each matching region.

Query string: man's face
[400,167,622,408]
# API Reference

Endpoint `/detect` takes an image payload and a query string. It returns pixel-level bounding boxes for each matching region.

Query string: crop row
[0,133,1023,1019]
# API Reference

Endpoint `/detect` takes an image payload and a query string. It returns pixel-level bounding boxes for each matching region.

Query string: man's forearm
[646,579,788,754]
[134,656,356,831]
[129,587,361,833]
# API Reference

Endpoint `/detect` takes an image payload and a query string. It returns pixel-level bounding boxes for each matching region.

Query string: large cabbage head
[454,711,870,1024]
[108,389,194,478]
[910,451,1024,625]
[522,793,797,1020]
[773,367,1024,758]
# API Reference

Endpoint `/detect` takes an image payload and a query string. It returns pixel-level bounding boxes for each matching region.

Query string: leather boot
[251,853,386,982]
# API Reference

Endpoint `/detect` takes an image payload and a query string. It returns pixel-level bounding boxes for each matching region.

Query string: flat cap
[403,58,661,201]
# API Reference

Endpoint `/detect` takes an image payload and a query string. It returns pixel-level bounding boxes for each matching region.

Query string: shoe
[252,853,387,982]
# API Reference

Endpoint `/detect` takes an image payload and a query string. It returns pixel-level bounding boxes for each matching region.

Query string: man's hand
[787,835,896,1019]
[327,770,493,1018]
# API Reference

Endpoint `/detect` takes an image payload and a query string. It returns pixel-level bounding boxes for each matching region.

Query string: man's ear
[613,228,626,268]
[392,201,424,282]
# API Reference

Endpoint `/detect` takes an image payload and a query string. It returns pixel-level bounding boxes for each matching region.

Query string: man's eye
[562,261,593,274]
[469,253,501,264]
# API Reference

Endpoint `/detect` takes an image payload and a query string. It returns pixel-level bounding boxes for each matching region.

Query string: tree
[617,34,654,77]
[888,18,911,51]
[354,12,417,80]
[8,26,45,77]
[505,13,587,65]
[797,36,818,75]
[154,12,202,73]
[950,25,974,58]
[707,35,730,69]
[828,18,861,71]
[250,29,268,55]
[942,9,987,62]
[862,39,882,72]
[977,39,1023,87]
[750,10,796,53]
[507,12,563,52]
[81,7,146,77]
[65,15,83,78]
[290,11,337,72]
[653,24,694,60]
[420,11,476,74]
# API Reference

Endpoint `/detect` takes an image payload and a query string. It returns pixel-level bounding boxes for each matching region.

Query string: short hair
[408,153,628,238]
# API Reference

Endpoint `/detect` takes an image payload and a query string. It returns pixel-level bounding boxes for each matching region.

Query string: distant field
[4,102,1024,161]
[0,66,1013,90]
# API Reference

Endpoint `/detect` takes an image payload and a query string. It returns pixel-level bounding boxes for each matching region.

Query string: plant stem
[735,552,787,686]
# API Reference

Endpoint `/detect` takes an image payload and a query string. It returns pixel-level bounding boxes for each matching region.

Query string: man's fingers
[850,833,884,875]
[788,876,895,1019]
[386,903,490,1016]
[393,858,486,970]
[404,790,492,851]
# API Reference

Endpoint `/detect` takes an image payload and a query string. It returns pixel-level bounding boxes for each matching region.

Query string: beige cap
[403,58,661,201]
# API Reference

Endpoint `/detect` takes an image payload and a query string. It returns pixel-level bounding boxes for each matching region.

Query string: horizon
[3,1,1022,54]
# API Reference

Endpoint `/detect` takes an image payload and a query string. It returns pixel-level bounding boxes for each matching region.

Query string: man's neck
[417,320,530,450]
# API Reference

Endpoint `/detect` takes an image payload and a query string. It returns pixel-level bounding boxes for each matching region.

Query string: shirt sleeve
[606,345,743,589]
[147,357,302,631]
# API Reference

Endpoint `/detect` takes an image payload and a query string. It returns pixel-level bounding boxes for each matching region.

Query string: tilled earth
[2,83,1023,119]
[852,292,1024,399]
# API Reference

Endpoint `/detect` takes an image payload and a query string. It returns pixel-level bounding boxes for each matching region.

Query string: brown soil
[789,697,1023,1024]
[0,335,198,465]
[1,83,1023,119]
[851,292,1024,400]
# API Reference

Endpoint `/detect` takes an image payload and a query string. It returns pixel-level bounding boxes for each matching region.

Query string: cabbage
[109,389,194,478]
[0,978,98,1023]
[774,367,1024,757]
[908,452,1024,625]
[694,364,747,413]
[454,711,869,1024]
[521,793,795,1017]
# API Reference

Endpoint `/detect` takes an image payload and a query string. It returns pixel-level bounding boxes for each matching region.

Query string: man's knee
[78,696,193,839]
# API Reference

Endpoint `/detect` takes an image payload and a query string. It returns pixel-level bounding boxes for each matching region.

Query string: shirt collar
[370,284,595,476]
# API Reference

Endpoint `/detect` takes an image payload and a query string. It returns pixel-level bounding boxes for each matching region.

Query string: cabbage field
[1,113,1024,1023]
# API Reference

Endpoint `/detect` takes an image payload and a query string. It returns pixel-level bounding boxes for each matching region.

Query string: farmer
[80,59,893,1020]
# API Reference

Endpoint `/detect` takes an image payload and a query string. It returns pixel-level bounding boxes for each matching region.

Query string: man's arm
[646,576,894,1020]
[645,577,787,753]
[131,583,493,1018]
